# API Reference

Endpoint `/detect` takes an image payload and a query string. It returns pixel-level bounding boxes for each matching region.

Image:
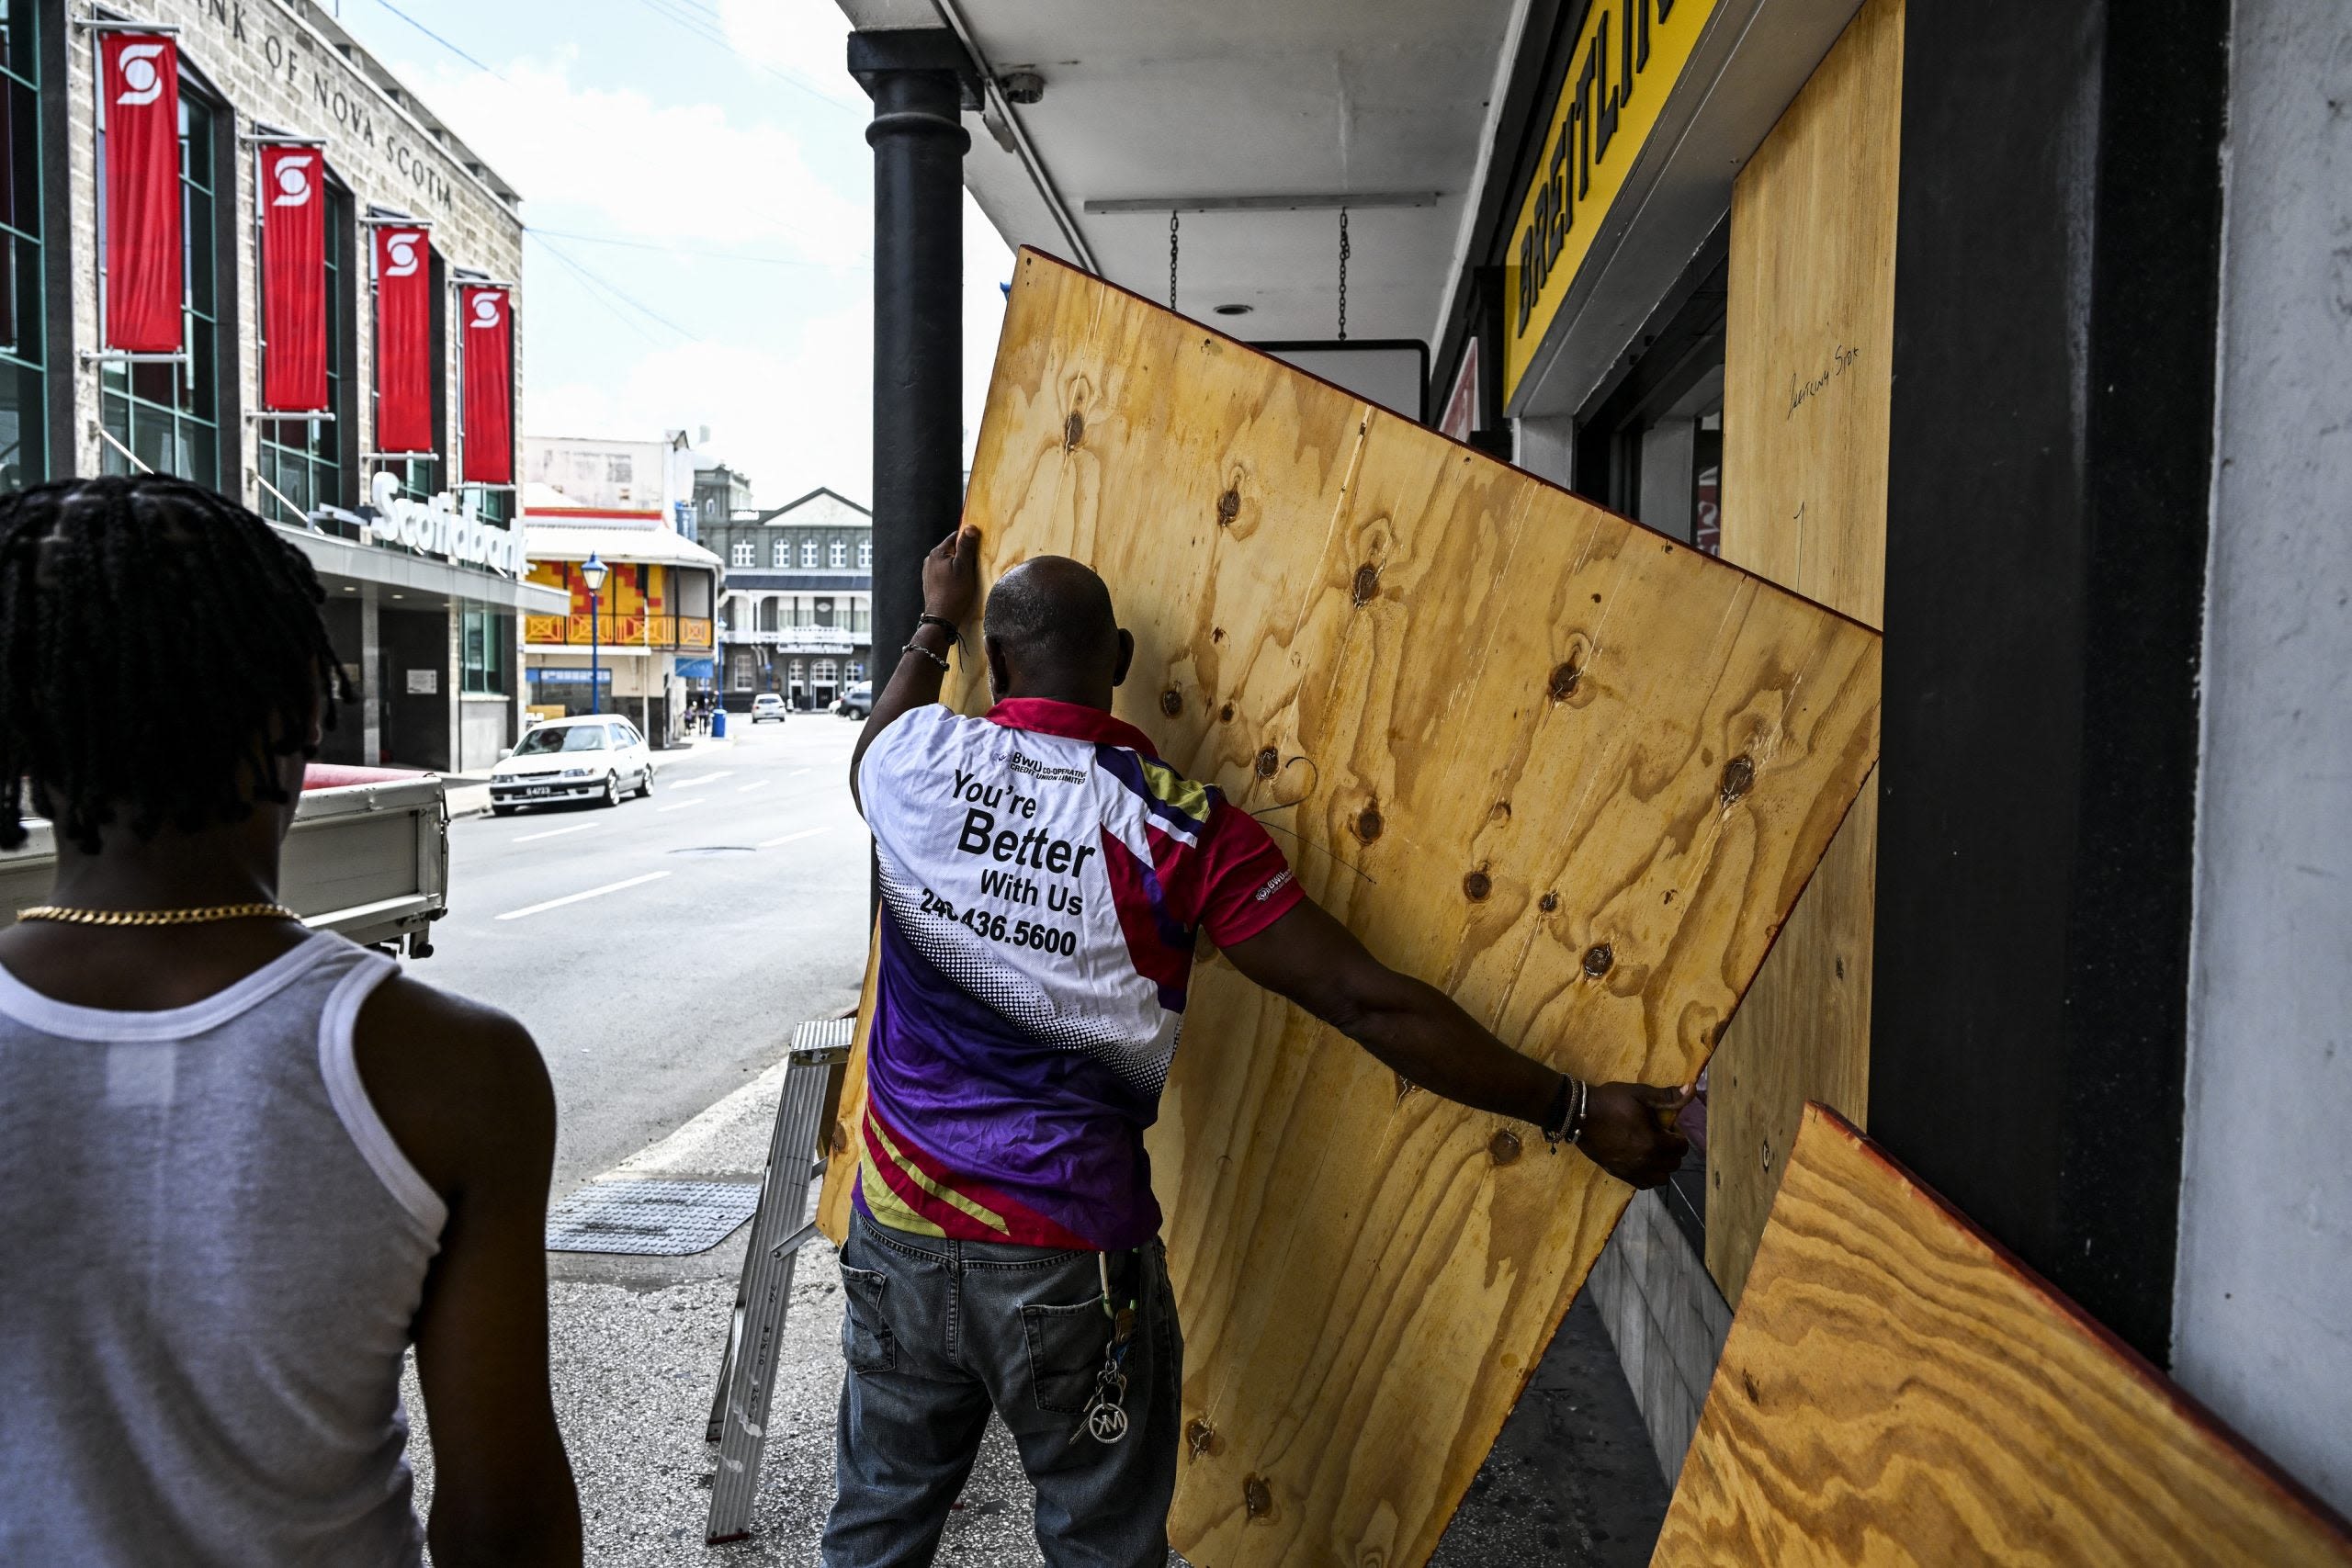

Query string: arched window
[858,539,872,570]
[731,541,752,568]
[772,537,788,568]
[831,540,847,568]
[802,540,819,567]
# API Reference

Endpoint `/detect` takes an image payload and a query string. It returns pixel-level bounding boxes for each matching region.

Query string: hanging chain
[1337,208,1351,342]
[1169,209,1180,312]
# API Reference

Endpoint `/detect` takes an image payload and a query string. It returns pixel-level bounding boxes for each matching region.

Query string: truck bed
[0,768,450,956]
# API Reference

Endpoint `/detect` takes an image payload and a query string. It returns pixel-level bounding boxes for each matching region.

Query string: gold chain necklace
[15,903,301,928]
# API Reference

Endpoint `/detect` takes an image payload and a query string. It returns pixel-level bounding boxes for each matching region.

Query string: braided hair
[0,475,349,853]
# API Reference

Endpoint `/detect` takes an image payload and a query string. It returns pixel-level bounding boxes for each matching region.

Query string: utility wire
[621,0,862,118]
[528,232,700,340]
[527,225,871,272]
[362,0,510,83]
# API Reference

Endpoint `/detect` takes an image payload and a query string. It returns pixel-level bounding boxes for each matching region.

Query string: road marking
[759,829,824,849]
[790,768,811,778]
[667,771,735,790]
[494,871,671,922]
[513,822,600,843]
[657,797,706,813]
[737,780,771,795]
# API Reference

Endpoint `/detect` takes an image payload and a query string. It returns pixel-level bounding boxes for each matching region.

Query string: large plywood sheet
[820,250,1882,1568]
[1658,1104,2352,1565]
[1710,0,1903,1308]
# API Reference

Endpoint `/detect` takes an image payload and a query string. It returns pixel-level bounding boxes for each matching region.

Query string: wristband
[1540,1073,1575,1149]
[901,640,951,673]
[917,613,962,646]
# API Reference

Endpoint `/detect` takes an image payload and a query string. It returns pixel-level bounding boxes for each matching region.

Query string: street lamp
[580,551,608,716]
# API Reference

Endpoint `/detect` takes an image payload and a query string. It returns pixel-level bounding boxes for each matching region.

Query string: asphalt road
[415,715,872,1194]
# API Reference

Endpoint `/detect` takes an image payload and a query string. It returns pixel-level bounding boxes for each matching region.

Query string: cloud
[717,0,864,111]
[528,305,875,508]
[399,55,864,256]
[368,28,1013,513]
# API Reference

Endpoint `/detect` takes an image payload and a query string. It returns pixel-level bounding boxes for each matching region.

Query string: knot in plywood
[1254,748,1280,779]
[1062,410,1085,450]
[1186,1417,1217,1461]
[1243,1474,1273,1521]
[1719,753,1758,807]
[1219,703,1236,722]
[1463,870,1493,902]
[1583,943,1615,978]
[1216,488,1241,526]
[1355,806,1385,842]
[1488,1129,1522,1167]
[1539,891,1561,913]
[1351,562,1381,606]
[1547,660,1583,703]
[1160,688,1184,717]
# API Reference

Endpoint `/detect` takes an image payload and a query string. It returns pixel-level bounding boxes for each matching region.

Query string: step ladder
[704,1016,854,1545]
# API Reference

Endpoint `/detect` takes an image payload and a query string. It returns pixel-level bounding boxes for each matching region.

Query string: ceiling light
[1214,303,1253,317]
[999,71,1045,105]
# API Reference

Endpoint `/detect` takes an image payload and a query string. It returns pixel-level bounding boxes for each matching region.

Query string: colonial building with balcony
[520,492,724,745]
[706,488,872,711]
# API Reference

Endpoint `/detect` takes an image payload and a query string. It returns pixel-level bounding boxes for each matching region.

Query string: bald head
[982,556,1132,707]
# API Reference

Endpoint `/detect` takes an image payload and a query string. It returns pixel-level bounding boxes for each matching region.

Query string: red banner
[260,145,327,412]
[460,285,514,484]
[101,33,182,354]
[374,226,435,454]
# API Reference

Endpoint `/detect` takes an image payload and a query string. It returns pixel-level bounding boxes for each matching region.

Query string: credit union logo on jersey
[1503,0,1720,407]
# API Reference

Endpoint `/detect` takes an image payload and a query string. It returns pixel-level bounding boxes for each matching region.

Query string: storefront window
[0,0,50,492]
[460,605,510,695]
[465,485,514,525]
[258,185,347,525]
[101,91,222,488]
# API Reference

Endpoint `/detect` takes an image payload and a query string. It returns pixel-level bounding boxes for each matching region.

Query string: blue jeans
[821,1209,1181,1568]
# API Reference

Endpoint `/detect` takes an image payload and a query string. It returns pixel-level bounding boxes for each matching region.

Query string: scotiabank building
[2,0,560,771]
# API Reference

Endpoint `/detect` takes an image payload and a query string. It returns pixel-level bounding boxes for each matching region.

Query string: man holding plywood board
[824,531,1691,1566]
[815,251,1882,1568]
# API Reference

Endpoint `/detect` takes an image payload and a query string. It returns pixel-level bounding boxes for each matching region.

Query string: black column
[852,30,976,680]
[1871,0,2229,1363]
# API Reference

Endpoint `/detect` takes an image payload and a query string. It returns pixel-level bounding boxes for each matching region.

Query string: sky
[328,0,1012,512]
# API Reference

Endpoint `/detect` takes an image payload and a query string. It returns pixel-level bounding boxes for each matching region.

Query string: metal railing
[523,615,715,650]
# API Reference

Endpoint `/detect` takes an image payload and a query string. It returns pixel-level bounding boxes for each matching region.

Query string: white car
[751,694,789,723]
[490,716,655,814]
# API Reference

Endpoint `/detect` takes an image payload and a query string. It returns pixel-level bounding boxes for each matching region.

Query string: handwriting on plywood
[1657,1105,2352,1566]
[818,249,1883,1568]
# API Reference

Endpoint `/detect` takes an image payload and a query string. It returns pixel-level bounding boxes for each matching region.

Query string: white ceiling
[840,0,1522,348]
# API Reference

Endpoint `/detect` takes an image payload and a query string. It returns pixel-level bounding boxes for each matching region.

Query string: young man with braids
[0,477,581,1566]
[825,527,1690,1568]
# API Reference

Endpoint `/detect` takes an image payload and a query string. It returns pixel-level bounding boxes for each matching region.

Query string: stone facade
[44,0,548,773]
[61,0,524,496]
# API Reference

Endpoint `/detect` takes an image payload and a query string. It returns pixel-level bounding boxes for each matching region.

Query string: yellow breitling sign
[1504,0,1721,404]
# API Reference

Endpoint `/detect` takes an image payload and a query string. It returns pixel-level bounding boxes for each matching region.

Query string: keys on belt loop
[1075,1250,1141,1445]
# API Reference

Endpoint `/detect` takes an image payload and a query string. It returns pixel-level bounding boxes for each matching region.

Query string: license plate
[526,785,554,797]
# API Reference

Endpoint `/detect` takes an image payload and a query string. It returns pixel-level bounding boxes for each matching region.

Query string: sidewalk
[401,1059,1669,1564]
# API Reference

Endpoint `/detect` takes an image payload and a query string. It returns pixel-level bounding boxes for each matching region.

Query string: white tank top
[0,931,445,1566]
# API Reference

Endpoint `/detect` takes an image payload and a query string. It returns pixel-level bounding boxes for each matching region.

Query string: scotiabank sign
[313,471,524,576]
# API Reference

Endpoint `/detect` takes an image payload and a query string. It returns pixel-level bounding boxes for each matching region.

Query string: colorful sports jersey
[854,697,1304,1251]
